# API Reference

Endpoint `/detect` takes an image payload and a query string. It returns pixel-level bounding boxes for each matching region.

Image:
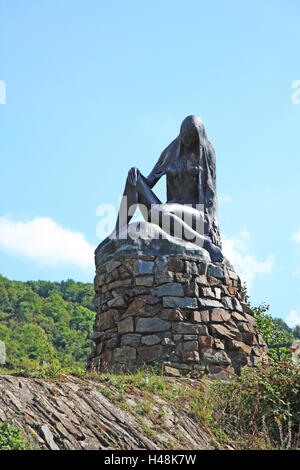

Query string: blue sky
[1,0,300,327]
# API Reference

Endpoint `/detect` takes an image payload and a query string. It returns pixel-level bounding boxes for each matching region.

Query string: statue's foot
[204,239,224,263]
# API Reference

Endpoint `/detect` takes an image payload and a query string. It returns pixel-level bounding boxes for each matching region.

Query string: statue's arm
[145,141,174,188]
[127,166,162,188]
[145,171,162,189]
[129,138,175,189]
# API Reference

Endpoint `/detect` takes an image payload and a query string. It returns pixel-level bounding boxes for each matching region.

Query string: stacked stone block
[87,254,269,378]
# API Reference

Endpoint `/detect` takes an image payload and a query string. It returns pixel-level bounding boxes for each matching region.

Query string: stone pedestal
[87,223,269,378]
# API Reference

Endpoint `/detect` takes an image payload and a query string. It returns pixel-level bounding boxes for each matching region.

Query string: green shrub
[251,303,294,361]
[209,360,300,449]
[0,421,32,450]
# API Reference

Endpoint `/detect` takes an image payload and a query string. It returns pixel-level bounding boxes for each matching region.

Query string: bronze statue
[100,115,223,263]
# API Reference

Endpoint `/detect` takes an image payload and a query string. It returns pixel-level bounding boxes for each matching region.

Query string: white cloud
[222,230,274,289]
[0,216,95,271]
[285,309,300,328]
[292,229,300,243]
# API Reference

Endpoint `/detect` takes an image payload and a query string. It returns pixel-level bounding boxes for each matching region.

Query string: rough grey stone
[136,317,171,333]
[134,260,154,275]
[199,310,210,323]
[99,310,120,330]
[172,322,208,335]
[244,313,257,327]
[185,281,199,297]
[121,334,141,347]
[118,317,134,334]
[183,335,198,341]
[185,261,198,275]
[173,335,182,342]
[210,308,231,322]
[182,341,198,352]
[40,424,60,450]
[114,346,136,363]
[241,302,254,316]
[197,262,207,275]
[141,334,161,346]
[232,297,243,312]
[198,298,224,308]
[202,349,231,366]
[90,332,105,342]
[106,260,121,273]
[105,336,119,349]
[107,296,126,308]
[135,276,154,286]
[200,287,215,298]
[155,271,174,285]
[221,297,234,310]
[211,324,241,341]
[163,296,198,309]
[154,258,168,273]
[152,283,184,297]
[214,288,221,299]
[138,344,163,362]
[214,338,225,350]
[228,269,239,280]
[231,311,247,322]
[207,264,224,279]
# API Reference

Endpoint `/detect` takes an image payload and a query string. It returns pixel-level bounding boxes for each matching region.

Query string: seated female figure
[102,115,223,263]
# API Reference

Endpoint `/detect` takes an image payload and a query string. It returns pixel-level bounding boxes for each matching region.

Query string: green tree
[21,324,55,362]
[293,325,300,339]
[0,277,95,369]
[0,284,12,313]
[274,318,294,338]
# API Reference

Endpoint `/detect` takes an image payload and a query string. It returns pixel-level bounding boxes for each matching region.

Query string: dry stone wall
[87,254,269,378]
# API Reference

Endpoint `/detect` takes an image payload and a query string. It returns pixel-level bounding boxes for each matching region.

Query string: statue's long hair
[148,116,214,177]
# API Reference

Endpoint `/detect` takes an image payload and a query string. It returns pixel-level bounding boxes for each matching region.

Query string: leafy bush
[0,421,32,450]
[251,303,294,361]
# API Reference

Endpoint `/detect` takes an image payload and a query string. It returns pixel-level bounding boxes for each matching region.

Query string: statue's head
[180,115,207,149]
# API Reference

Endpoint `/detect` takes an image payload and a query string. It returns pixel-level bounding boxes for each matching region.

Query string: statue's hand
[128,167,140,186]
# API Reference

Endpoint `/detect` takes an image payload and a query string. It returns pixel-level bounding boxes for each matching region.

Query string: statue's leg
[118,173,161,225]
[149,203,223,263]
[105,173,161,241]
[149,203,205,246]
[162,203,204,238]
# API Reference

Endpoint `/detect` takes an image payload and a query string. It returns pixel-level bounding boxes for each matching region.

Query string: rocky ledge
[0,374,223,450]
